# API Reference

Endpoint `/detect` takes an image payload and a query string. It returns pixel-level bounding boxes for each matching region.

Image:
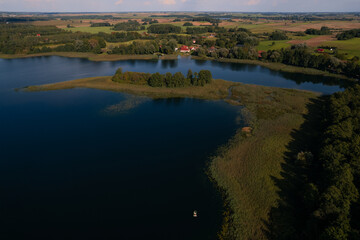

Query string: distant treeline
[235,13,354,22]
[113,20,145,31]
[0,17,51,22]
[150,14,192,19]
[60,15,121,20]
[337,29,360,40]
[269,84,360,239]
[112,68,212,87]
[305,26,331,35]
[90,22,111,27]
[147,24,181,34]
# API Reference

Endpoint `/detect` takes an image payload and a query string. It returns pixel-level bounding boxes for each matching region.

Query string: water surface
[0,56,344,239]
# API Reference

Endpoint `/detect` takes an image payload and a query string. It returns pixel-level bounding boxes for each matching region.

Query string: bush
[183,22,193,26]
[113,20,141,31]
[269,31,288,40]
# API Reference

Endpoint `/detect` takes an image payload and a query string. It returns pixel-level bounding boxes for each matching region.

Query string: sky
[0,0,360,12]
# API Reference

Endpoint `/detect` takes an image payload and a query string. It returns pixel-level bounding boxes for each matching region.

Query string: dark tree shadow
[263,96,328,240]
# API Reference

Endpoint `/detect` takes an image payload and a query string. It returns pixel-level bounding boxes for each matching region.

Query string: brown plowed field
[287,35,336,47]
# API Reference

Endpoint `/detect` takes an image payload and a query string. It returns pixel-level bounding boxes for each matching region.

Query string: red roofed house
[209,46,216,53]
[180,45,190,53]
[317,48,325,53]
[36,34,41,37]
[258,50,266,58]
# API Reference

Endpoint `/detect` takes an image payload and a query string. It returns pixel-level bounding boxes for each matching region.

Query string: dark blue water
[0,57,243,239]
[0,56,344,239]
[0,56,343,94]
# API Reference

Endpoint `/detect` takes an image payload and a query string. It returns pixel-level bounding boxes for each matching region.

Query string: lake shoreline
[0,52,353,81]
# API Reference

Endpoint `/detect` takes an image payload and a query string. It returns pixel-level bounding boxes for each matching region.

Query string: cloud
[115,0,123,4]
[245,0,261,5]
[159,0,176,5]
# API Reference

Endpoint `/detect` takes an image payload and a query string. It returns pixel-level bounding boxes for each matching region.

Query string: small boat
[193,210,198,218]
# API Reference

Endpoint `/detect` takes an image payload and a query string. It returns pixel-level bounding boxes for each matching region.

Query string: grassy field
[257,40,291,51]
[322,37,360,59]
[210,84,318,240]
[68,26,115,34]
[25,74,318,240]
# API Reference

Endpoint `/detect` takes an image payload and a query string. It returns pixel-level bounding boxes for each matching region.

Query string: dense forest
[268,84,360,240]
[112,68,212,87]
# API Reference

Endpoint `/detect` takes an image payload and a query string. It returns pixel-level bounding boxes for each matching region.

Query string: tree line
[147,24,182,34]
[268,84,360,240]
[336,29,360,40]
[192,43,360,79]
[113,20,145,31]
[112,68,212,87]
[305,26,331,35]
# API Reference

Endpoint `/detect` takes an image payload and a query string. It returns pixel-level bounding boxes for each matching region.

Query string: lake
[0,56,343,239]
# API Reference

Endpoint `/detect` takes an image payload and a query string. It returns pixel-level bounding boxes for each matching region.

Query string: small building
[192,40,196,44]
[258,50,266,58]
[209,46,216,53]
[180,45,190,53]
[36,34,41,37]
[316,48,325,53]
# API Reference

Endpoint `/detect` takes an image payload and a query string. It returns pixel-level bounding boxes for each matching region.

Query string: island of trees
[112,68,212,88]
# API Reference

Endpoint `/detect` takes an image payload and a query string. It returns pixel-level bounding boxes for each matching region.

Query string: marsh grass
[210,84,317,240]
[25,76,237,100]
[103,96,150,114]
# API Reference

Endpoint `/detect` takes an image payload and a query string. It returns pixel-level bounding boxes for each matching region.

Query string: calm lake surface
[0,56,343,239]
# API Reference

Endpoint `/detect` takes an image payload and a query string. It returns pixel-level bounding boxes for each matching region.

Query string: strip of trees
[147,24,181,34]
[90,22,111,27]
[192,43,360,79]
[112,68,212,87]
[113,20,144,31]
[305,26,331,35]
[269,85,360,240]
[336,29,360,40]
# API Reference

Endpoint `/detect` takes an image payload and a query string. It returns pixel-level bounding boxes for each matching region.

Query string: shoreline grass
[24,76,238,100]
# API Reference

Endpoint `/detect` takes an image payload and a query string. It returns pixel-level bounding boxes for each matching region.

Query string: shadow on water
[161,59,178,69]
[263,97,327,240]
